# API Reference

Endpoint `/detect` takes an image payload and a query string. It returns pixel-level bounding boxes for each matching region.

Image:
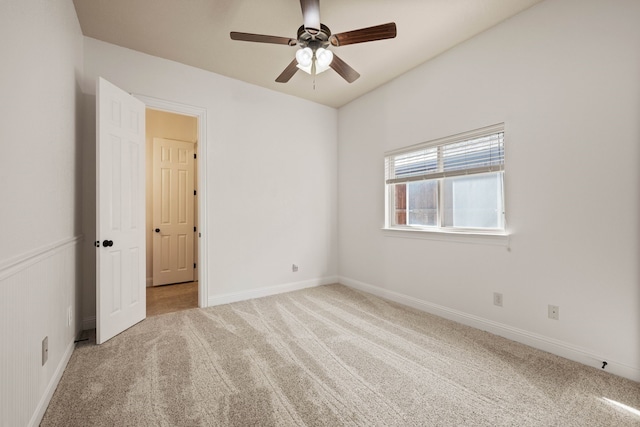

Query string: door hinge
[194,263,197,269]
[194,190,197,196]
[194,153,197,159]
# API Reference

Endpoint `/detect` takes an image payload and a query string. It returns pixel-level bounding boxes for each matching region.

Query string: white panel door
[152,138,195,286]
[96,77,146,344]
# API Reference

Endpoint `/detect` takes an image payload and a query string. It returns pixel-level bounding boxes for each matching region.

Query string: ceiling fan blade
[300,0,321,33]
[230,32,296,46]
[330,54,360,83]
[330,22,397,47]
[275,59,300,83]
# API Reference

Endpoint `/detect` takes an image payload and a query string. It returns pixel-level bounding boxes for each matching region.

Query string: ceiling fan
[230,0,397,84]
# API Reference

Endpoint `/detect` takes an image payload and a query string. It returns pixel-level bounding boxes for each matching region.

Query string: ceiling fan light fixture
[316,48,333,68]
[230,1,397,84]
[295,47,313,68]
[296,62,313,74]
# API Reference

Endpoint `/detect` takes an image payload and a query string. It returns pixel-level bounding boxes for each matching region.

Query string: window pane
[407,180,438,226]
[443,173,503,229]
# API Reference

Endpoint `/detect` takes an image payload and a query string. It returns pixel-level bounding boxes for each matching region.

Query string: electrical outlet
[493,292,503,307]
[42,336,48,366]
[548,305,560,320]
[292,264,298,272]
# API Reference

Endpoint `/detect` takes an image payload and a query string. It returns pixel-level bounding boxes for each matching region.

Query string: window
[385,124,505,233]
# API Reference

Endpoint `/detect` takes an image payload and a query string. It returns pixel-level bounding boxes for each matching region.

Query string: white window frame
[384,123,507,237]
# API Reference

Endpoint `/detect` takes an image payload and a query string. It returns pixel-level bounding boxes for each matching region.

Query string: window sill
[381,227,510,246]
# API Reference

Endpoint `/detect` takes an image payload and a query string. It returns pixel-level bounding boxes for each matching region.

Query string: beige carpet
[42,284,640,426]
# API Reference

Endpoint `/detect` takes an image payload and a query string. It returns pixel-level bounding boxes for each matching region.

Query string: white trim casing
[134,94,209,308]
[381,227,510,247]
[208,276,339,307]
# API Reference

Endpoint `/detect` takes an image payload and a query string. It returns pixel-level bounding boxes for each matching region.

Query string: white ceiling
[73,0,543,108]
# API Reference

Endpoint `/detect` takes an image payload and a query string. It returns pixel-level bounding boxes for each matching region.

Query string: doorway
[95,80,209,342]
[145,108,198,315]
[137,95,208,308]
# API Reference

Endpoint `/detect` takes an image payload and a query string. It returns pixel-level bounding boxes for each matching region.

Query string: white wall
[0,0,83,259]
[338,0,640,380]
[81,37,338,321]
[0,0,84,425]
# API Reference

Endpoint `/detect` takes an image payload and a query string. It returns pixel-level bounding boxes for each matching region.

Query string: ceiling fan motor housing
[297,24,331,50]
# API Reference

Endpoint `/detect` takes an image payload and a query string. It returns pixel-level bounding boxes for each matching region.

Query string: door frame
[135,94,208,308]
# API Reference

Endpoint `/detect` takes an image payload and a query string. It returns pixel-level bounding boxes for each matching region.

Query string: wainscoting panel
[0,236,81,427]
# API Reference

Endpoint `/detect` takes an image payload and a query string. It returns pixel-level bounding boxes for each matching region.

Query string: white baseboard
[29,337,75,427]
[84,276,340,327]
[339,276,640,382]
[82,316,96,330]
[208,276,339,307]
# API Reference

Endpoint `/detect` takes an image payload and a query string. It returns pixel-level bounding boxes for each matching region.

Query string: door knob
[155,228,160,233]
[102,240,113,247]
